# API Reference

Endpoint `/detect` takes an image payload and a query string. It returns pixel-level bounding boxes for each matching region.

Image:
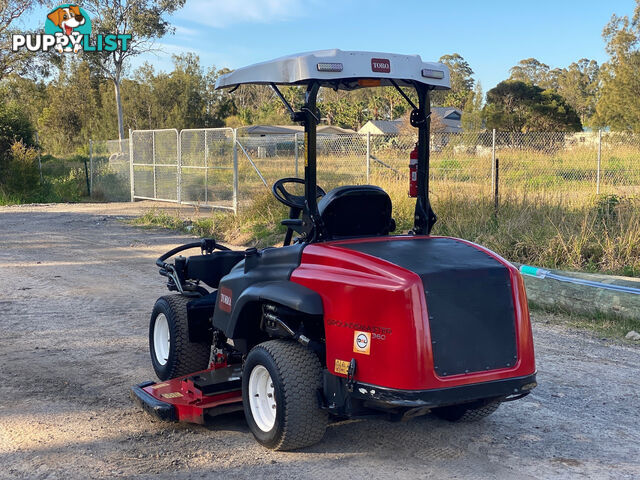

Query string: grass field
[133,178,640,278]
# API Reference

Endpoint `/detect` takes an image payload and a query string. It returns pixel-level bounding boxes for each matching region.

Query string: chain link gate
[179,128,237,211]
[130,129,180,203]
[88,138,131,201]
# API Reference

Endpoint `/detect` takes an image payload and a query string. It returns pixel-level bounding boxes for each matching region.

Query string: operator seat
[317,185,395,239]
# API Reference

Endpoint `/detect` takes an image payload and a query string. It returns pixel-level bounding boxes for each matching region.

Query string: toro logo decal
[371,58,390,73]
[353,331,371,355]
[219,287,232,313]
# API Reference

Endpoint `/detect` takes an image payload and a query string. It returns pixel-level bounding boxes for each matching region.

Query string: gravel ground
[1,202,639,480]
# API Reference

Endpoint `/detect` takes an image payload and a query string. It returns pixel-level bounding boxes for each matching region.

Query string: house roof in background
[357,107,463,135]
[432,107,461,119]
[432,107,462,133]
[361,120,404,135]
[242,125,356,135]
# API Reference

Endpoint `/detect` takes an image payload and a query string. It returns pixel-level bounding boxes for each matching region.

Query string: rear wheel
[149,295,210,381]
[242,340,327,450]
[432,399,501,422]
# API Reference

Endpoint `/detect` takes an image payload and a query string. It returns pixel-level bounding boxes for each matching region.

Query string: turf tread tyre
[243,340,327,451]
[433,400,500,422]
[150,295,210,380]
[456,402,500,421]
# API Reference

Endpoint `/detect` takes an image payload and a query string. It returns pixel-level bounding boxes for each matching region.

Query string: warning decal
[334,359,350,375]
[353,330,371,355]
[161,392,183,399]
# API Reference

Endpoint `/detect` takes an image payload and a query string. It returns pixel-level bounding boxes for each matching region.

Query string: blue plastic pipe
[519,265,640,296]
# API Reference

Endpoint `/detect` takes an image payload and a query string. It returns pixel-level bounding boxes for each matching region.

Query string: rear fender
[226,281,324,352]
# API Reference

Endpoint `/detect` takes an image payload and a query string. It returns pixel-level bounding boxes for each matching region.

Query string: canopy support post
[412,84,437,235]
[301,82,325,241]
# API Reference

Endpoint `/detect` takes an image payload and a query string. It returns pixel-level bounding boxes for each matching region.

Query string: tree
[432,53,475,109]
[0,102,37,198]
[0,101,35,160]
[593,0,640,131]
[38,59,100,154]
[1,75,48,128]
[555,59,599,124]
[83,0,186,141]
[483,80,582,132]
[509,57,599,125]
[205,66,235,125]
[462,82,484,131]
[0,0,45,80]
[509,58,551,86]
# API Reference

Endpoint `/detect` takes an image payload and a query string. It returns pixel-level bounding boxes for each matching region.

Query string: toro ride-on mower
[131,50,537,451]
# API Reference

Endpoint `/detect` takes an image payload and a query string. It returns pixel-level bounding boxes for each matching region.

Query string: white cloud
[153,42,196,56]
[173,25,199,37]
[179,0,307,28]
[135,43,240,72]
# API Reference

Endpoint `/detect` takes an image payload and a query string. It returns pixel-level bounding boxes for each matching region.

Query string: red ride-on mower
[131,50,537,451]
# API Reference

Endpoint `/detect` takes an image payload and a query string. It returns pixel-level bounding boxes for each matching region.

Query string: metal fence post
[366,132,371,182]
[232,128,239,214]
[152,131,157,199]
[204,130,208,204]
[129,128,134,202]
[597,129,602,195]
[294,132,299,177]
[493,158,499,216]
[89,139,93,197]
[176,129,182,203]
[491,128,496,193]
[35,132,43,183]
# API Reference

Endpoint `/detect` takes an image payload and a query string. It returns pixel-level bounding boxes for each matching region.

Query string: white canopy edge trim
[215,49,451,91]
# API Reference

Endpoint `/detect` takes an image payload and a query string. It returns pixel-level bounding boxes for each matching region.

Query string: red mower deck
[131,363,242,424]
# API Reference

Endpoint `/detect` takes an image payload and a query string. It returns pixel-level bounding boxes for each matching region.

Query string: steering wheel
[272,177,326,209]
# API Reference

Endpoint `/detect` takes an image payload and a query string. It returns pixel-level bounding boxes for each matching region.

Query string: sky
[20,0,636,91]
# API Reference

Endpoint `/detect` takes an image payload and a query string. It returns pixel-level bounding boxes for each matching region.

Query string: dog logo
[12,4,130,54]
[44,4,91,53]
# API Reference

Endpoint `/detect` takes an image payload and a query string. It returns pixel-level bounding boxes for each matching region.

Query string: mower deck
[130,364,243,424]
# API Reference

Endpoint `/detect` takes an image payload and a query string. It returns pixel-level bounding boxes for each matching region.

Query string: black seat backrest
[185,251,245,289]
[317,185,393,239]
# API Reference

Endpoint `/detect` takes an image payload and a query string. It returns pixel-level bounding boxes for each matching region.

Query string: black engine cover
[342,238,518,377]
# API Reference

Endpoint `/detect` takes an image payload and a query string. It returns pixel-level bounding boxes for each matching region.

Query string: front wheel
[242,340,327,450]
[149,295,210,381]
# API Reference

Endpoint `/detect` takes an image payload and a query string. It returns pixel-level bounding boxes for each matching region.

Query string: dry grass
[132,177,640,278]
[130,142,640,277]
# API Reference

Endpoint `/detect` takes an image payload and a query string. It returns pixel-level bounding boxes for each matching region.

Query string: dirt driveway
[1,202,639,479]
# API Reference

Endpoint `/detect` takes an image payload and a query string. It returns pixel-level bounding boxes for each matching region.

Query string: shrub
[0,141,40,201]
[0,103,35,160]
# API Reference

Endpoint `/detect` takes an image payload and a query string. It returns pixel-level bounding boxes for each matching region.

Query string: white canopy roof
[215,49,451,91]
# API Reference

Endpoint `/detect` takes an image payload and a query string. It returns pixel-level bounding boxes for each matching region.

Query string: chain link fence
[89,128,640,210]
[89,138,130,201]
[179,128,236,210]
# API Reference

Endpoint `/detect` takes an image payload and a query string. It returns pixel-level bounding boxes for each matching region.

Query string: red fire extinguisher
[409,144,418,197]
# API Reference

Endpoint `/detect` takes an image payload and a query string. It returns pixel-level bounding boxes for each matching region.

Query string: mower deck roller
[132,50,537,451]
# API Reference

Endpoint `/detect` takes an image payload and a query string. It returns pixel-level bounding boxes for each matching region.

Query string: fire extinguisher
[409,144,418,197]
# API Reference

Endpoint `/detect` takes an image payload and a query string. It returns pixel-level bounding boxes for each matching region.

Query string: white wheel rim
[153,313,170,366]
[248,365,277,432]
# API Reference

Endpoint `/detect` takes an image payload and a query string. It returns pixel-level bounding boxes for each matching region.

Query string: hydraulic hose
[519,265,640,296]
